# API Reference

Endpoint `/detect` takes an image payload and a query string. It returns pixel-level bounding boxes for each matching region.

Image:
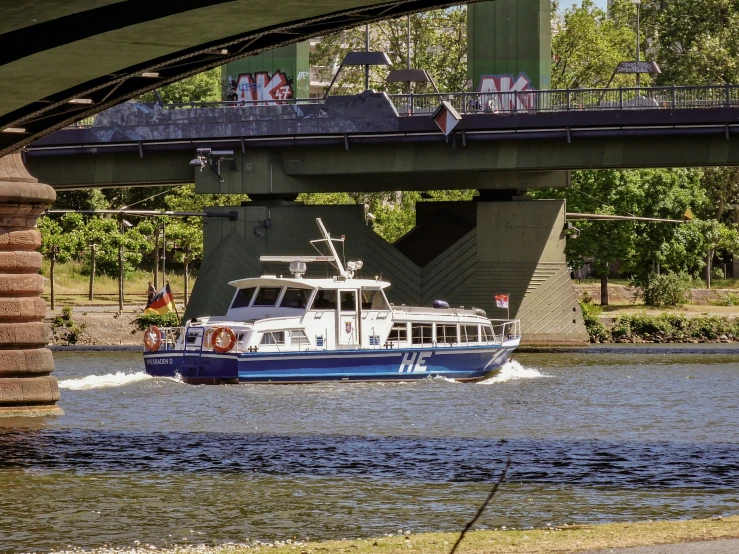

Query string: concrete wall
[186,200,588,346]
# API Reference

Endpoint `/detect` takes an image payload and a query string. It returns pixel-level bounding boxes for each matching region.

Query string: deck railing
[388,84,739,116]
[490,319,521,343]
[63,84,739,129]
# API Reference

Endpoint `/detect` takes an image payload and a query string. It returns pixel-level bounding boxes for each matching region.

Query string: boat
[142,218,521,384]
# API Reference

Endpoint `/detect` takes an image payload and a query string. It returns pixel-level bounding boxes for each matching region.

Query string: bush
[631,272,693,307]
[51,306,87,345]
[134,311,180,331]
[716,292,739,306]
[580,302,610,342]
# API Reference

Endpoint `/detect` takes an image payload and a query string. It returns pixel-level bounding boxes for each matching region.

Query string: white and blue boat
[143,219,521,384]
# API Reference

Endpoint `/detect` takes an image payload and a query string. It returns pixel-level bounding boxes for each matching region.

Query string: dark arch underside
[0,0,483,157]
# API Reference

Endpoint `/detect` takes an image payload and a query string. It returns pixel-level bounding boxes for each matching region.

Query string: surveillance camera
[189,158,206,167]
[122,219,133,229]
[366,213,376,221]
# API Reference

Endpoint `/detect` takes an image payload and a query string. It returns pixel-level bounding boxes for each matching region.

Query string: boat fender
[433,300,450,309]
[144,326,162,352]
[212,326,237,353]
[475,308,487,317]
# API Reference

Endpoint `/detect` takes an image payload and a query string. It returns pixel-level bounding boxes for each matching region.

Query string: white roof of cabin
[228,276,391,290]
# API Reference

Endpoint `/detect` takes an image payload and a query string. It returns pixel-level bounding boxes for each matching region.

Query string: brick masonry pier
[0,152,61,417]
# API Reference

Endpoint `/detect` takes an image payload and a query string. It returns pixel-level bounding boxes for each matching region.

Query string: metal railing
[62,84,739,130]
[490,319,521,343]
[389,84,739,116]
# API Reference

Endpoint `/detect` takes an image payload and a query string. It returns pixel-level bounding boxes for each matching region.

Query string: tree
[166,220,203,307]
[138,68,222,104]
[644,0,739,86]
[533,169,708,304]
[311,7,467,95]
[552,0,638,89]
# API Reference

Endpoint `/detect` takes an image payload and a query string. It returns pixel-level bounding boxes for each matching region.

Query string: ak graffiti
[478,73,536,112]
[228,70,294,104]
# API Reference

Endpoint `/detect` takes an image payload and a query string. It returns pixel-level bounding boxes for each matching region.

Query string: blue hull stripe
[143,344,516,383]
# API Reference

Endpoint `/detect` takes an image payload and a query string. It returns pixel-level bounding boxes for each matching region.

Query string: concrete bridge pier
[187,194,588,346]
[0,152,61,418]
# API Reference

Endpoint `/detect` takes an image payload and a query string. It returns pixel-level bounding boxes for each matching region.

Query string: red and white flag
[495,294,509,309]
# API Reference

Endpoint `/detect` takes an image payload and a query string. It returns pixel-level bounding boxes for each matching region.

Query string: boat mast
[315,218,346,276]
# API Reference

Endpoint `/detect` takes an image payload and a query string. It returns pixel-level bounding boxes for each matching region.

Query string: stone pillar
[0,152,61,417]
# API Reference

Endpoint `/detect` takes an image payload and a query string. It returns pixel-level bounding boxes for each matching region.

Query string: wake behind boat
[143,218,520,384]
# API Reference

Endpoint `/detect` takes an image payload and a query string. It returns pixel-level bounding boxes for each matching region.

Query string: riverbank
[40,517,739,554]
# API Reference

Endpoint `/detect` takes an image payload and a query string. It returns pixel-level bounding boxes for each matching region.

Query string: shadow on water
[2,429,739,489]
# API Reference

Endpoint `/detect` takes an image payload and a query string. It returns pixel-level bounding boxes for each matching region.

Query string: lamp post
[632,0,641,88]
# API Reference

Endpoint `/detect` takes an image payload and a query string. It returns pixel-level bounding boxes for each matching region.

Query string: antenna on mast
[315,218,346,276]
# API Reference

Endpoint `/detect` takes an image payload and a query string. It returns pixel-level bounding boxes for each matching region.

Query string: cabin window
[260,331,285,345]
[437,324,458,344]
[388,324,407,342]
[463,325,480,343]
[281,288,310,309]
[411,324,433,344]
[482,325,494,341]
[232,287,256,308]
[253,287,282,307]
[290,329,309,346]
[340,291,357,311]
[361,289,390,310]
[310,289,337,310]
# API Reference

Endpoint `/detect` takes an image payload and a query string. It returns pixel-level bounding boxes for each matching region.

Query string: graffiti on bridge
[478,73,536,112]
[227,70,294,104]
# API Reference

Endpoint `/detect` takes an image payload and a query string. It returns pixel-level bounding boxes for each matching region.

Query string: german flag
[145,283,176,315]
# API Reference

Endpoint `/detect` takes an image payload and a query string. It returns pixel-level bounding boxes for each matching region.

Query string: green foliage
[532,168,708,280]
[580,302,610,343]
[644,0,739,86]
[311,7,467,95]
[604,313,739,343]
[630,271,694,307]
[552,0,640,89]
[716,292,739,306]
[134,311,180,331]
[51,306,87,345]
[138,68,222,104]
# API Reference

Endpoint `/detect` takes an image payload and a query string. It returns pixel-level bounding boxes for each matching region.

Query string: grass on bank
[40,260,194,304]
[211,517,739,554]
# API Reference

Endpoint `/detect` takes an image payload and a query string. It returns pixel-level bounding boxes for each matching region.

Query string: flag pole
[168,280,181,325]
[507,292,510,321]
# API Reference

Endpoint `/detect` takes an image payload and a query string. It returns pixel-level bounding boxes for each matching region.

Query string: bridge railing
[388,84,739,116]
[63,85,739,129]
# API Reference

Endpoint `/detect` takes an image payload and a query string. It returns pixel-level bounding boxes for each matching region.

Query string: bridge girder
[27,133,739,192]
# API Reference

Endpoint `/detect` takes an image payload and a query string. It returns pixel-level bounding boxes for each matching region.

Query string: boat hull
[143,343,518,384]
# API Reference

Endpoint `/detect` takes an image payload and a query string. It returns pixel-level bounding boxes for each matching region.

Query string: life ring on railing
[212,326,237,353]
[144,326,162,352]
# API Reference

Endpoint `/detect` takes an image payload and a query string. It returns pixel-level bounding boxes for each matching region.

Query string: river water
[2,348,739,552]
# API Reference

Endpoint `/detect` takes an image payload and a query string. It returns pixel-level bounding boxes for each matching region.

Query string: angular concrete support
[0,152,61,418]
[187,199,588,346]
[475,199,588,345]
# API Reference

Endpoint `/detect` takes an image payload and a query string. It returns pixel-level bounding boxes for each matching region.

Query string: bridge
[5,0,551,418]
[27,85,739,191]
[0,0,731,419]
[20,84,739,350]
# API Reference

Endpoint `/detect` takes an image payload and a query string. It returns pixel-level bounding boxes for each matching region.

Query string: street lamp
[631,0,641,88]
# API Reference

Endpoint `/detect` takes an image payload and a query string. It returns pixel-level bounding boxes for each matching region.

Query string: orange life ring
[143,326,162,352]
[212,326,237,353]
